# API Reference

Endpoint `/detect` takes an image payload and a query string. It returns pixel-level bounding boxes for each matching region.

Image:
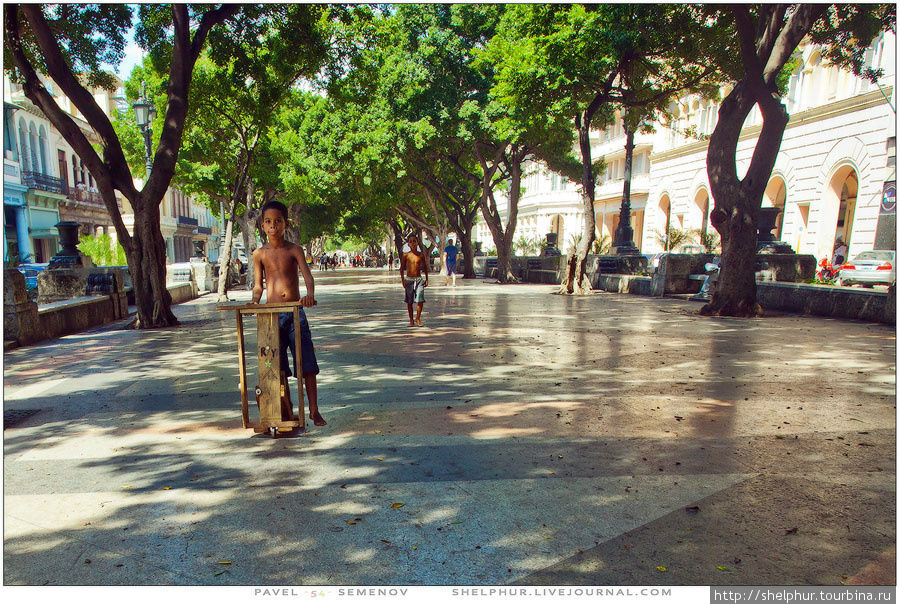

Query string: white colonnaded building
[474,32,896,265]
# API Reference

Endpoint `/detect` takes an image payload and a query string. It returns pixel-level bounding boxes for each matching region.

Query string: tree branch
[762,4,827,85]
[16,5,138,199]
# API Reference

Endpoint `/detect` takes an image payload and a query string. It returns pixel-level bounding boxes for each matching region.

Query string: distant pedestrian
[400,233,428,327]
[388,250,394,271]
[443,238,459,287]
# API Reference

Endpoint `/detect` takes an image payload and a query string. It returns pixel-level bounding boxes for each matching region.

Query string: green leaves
[4,4,132,90]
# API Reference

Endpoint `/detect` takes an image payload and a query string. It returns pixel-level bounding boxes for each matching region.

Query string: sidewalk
[3,269,895,586]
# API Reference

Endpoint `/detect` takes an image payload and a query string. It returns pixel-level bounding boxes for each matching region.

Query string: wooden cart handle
[216,300,317,312]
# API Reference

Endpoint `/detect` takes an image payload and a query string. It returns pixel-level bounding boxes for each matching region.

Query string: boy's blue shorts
[279,309,320,378]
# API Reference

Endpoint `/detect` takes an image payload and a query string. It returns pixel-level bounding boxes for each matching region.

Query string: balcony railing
[69,186,105,207]
[22,171,67,195]
[178,215,199,227]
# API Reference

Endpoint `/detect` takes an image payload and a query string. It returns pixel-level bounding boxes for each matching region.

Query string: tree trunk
[128,201,178,328]
[236,186,260,291]
[435,226,450,276]
[216,209,237,302]
[701,77,789,317]
[476,144,520,284]
[559,112,597,295]
[702,197,760,316]
[457,224,476,279]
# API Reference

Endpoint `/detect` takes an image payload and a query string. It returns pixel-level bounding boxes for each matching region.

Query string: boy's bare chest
[261,249,299,276]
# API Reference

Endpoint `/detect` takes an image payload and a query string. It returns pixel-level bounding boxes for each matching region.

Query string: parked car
[837,250,896,287]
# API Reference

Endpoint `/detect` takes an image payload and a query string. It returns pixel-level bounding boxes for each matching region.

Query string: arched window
[694,189,710,235]
[763,177,787,240]
[659,195,672,249]
[28,122,39,174]
[18,117,30,172]
[38,125,49,175]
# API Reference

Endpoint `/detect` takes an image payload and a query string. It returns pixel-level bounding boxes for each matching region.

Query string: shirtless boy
[400,233,429,327]
[251,201,325,426]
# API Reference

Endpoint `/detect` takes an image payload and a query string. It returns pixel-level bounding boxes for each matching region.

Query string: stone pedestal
[4,268,43,345]
[757,207,794,253]
[190,261,214,292]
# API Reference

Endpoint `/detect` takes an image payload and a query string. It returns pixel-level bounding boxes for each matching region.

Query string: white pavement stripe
[5,378,67,402]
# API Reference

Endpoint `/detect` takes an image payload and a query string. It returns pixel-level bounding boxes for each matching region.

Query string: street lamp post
[132,82,156,179]
[612,120,640,256]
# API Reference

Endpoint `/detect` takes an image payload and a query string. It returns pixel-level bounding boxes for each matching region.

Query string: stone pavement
[3,269,895,586]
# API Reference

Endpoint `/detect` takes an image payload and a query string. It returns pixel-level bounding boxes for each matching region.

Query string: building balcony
[178,215,199,227]
[22,171,67,195]
[68,186,105,207]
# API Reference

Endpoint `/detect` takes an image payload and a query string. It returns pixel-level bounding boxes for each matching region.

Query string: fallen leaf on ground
[716,566,728,571]
[377,458,384,461]
[656,566,667,572]
[217,561,232,565]
[450,521,462,525]
[785,527,798,535]
[122,486,132,489]
[391,503,405,508]
[163,486,172,490]
[381,539,391,544]
[685,506,700,513]
[346,520,357,525]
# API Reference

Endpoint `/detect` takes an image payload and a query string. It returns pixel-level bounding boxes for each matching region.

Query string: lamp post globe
[132,98,150,128]
[131,93,153,178]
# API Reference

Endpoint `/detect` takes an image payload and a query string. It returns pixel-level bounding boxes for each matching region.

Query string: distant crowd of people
[317,254,339,271]
[316,253,380,270]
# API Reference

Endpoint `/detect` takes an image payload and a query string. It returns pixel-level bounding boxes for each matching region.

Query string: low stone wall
[5,268,201,348]
[650,254,717,296]
[595,274,654,296]
[650,253,817,297]
[478,254,651,285]
[757,282,895,325]
[168,282,197,304]
[38,295,124,340]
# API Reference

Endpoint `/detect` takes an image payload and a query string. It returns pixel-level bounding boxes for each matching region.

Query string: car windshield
[852,251,894,262]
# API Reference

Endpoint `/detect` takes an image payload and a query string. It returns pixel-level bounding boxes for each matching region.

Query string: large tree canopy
[486,4,726,293]
[4,3,330,326]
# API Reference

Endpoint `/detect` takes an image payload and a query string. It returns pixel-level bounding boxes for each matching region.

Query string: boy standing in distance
[400,233,429,327]
[442,238,459,287]
[252,201,326,426]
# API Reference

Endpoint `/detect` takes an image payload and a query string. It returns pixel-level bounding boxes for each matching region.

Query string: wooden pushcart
[217,301,313,437]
